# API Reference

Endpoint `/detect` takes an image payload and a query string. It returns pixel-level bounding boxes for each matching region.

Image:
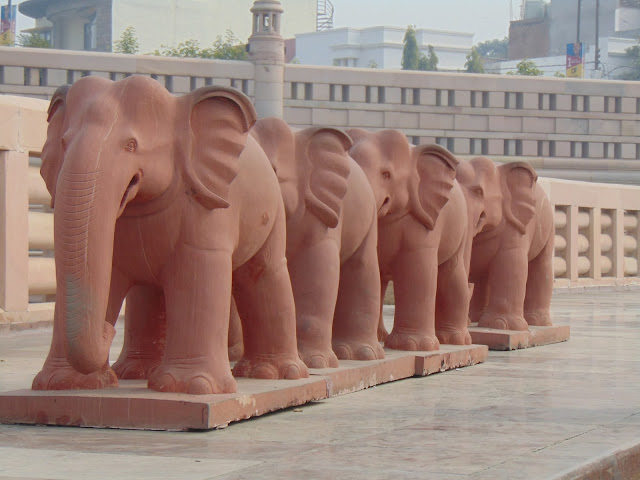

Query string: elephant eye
[382,171,391,180]
[472,186,484,197]
[125,139,137,153]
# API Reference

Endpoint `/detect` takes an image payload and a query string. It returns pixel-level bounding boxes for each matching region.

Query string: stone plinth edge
[0,345,487,431]
[468,324,570,351]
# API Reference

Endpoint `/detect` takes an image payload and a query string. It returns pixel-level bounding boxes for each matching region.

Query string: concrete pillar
[248,0,285,119]
[0,150,29,311]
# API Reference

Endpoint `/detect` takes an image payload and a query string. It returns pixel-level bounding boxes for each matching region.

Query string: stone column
[248,0,285,119]
[0,150,29,312]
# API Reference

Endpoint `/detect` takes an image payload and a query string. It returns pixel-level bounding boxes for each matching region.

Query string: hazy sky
[332,0,513,43]
[11,0,514,45]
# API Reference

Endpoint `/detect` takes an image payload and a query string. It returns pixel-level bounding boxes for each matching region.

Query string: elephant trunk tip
[66,321,116,375]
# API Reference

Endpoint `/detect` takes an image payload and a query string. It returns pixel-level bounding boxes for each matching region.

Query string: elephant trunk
[55,171,117,374]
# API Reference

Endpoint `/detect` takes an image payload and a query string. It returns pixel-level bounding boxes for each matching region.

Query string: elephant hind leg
[524,236,554,327]
[232,208,309,380]
[435,252,472,346]
[469,275,489,324]
[378,279,391,342]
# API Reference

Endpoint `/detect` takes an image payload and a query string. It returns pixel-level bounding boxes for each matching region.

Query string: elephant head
[41,75,256,374]
[347,129,458,229]
[251,118,352,228]
[456,156,538,236]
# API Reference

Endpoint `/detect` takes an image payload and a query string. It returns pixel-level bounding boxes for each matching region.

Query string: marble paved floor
[0,289,639,479]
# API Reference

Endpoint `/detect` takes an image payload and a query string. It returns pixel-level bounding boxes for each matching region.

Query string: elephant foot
[112,355,161,380]
[525,311,553,327]
[32,358,118,390]
[228,341,244,363]
[298,348,339,369]
[437,327,472,346]
[232,354,309,380]
[385,330,440,352]
[478,312,528,331]
[148,360,237,394]
[377,323,390,342]
[333,339,385,361]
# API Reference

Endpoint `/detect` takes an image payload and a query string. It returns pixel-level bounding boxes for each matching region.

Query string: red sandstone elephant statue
[348,129,472,351]
[32,76,308,394]
[112,118,385,375]
[250,118,385,368]
[456,156,555,330]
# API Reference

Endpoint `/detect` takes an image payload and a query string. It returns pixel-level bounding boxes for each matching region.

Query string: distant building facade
[18,0,317,53]
[495,0,639,78]
[295,26,473,71]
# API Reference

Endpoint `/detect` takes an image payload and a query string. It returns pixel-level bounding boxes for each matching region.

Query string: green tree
[151,30,247,60]
[475,37,509,60]
[418,45,438,71]
[368,59,378,68]
[211,30,248,60]
[465,46,485,73]
[113,26,139,54]
[17,32,51,48]
[401,26,420,70]
[622,42,640,80]
[507,59,543,76]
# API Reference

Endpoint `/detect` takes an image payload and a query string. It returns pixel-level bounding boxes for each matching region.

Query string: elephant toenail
[154,373,176,392]
[284,364,302,379]
[252,364,278,379]
[188,376,213,395]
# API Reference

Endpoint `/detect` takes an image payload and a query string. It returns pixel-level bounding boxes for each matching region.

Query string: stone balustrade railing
[2,47,640,184]
[540,178,640,287]
[1,94,639,327]
[0,46,255,100]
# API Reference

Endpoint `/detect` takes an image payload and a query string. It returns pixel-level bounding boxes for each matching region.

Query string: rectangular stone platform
[468,324,570,351]
[0,344,487,431]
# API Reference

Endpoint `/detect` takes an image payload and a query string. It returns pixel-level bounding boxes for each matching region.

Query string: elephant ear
[345,128,370,145]
[40,84,70,208]
[184,86,257,209]
[301,127,352,228]
[499,161,538,234]
[249,117,294,173]
[409,144,459,230]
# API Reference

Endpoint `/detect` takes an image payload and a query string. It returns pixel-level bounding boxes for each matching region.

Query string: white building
[486,37,636,79]
[18,0,317,53]
[295,26,473,71]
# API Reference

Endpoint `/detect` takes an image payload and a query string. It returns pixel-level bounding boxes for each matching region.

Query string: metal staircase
[317,0,334,31]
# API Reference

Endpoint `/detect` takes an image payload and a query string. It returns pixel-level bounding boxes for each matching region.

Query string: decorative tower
[248,0,285,119]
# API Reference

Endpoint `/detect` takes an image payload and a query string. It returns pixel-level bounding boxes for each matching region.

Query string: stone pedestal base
[0,344,487,431]
[468,324,570,351]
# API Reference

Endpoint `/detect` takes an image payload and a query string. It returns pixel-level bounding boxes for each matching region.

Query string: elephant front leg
[478,247,529,331]
[232,218,309,380]
[286,239,341,369]
[385,248,440,351]
[524,236,554,326]
[332,225,385,362]
[435,252,472,346]
[32,269,130,390]
[112,285,166,380]
[148,246,236,395]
